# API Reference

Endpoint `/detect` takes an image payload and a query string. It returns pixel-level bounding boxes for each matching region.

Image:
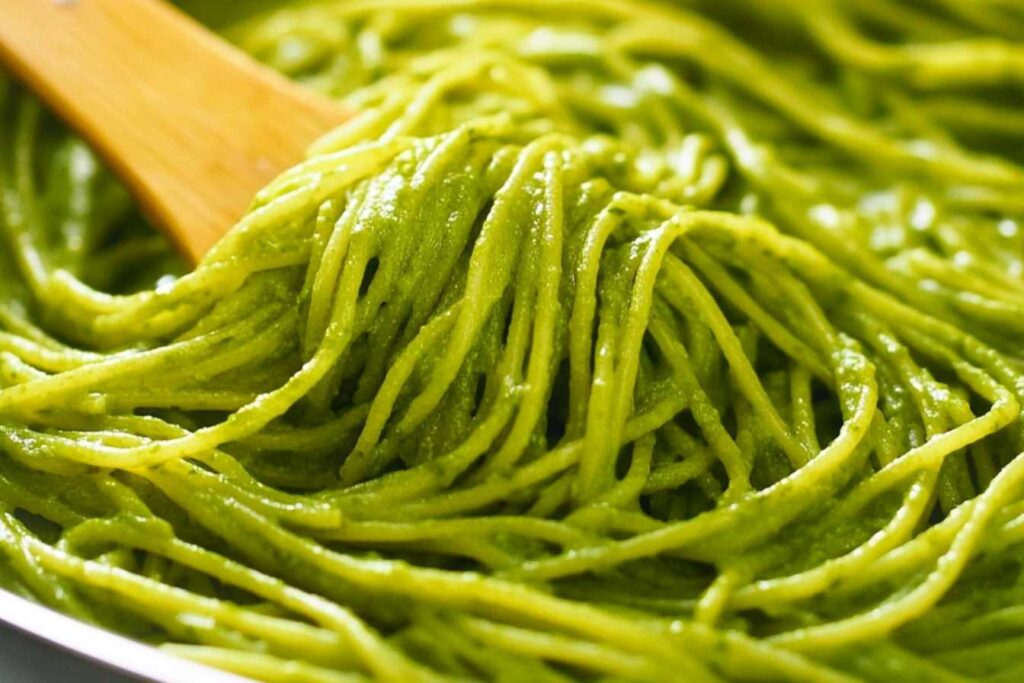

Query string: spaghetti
[1,0,1024,680]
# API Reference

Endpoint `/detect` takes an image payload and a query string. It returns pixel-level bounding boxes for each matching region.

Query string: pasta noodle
[1,0,1023,680]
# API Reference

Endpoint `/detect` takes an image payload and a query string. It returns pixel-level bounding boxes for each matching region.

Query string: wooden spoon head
[0,0,349,264]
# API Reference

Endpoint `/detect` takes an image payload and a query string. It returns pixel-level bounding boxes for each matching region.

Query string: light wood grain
[0,0,347,262]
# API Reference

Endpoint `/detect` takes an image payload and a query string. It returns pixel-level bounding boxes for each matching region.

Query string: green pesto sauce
[1,1,1024,681]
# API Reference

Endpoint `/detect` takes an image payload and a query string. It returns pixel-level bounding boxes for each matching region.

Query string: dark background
[0,622,140,683]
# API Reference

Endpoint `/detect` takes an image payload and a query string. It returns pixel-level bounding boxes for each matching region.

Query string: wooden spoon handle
[0,0,344,262]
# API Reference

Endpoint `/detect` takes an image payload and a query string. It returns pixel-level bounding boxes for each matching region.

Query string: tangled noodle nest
[1,0,1024,680]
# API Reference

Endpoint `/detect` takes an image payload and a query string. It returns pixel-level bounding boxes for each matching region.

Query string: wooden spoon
[0,0,347,263]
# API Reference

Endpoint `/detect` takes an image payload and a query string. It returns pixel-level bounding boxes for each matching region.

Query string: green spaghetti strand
[0,0,1023,680]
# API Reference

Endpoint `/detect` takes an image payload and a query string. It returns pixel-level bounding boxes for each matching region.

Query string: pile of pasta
[1,0,1024,680]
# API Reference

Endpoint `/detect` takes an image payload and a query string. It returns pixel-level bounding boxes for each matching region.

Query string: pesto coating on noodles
[2,0,1024,681]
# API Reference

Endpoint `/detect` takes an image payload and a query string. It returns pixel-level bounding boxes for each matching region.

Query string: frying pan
[0,588,250,682]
